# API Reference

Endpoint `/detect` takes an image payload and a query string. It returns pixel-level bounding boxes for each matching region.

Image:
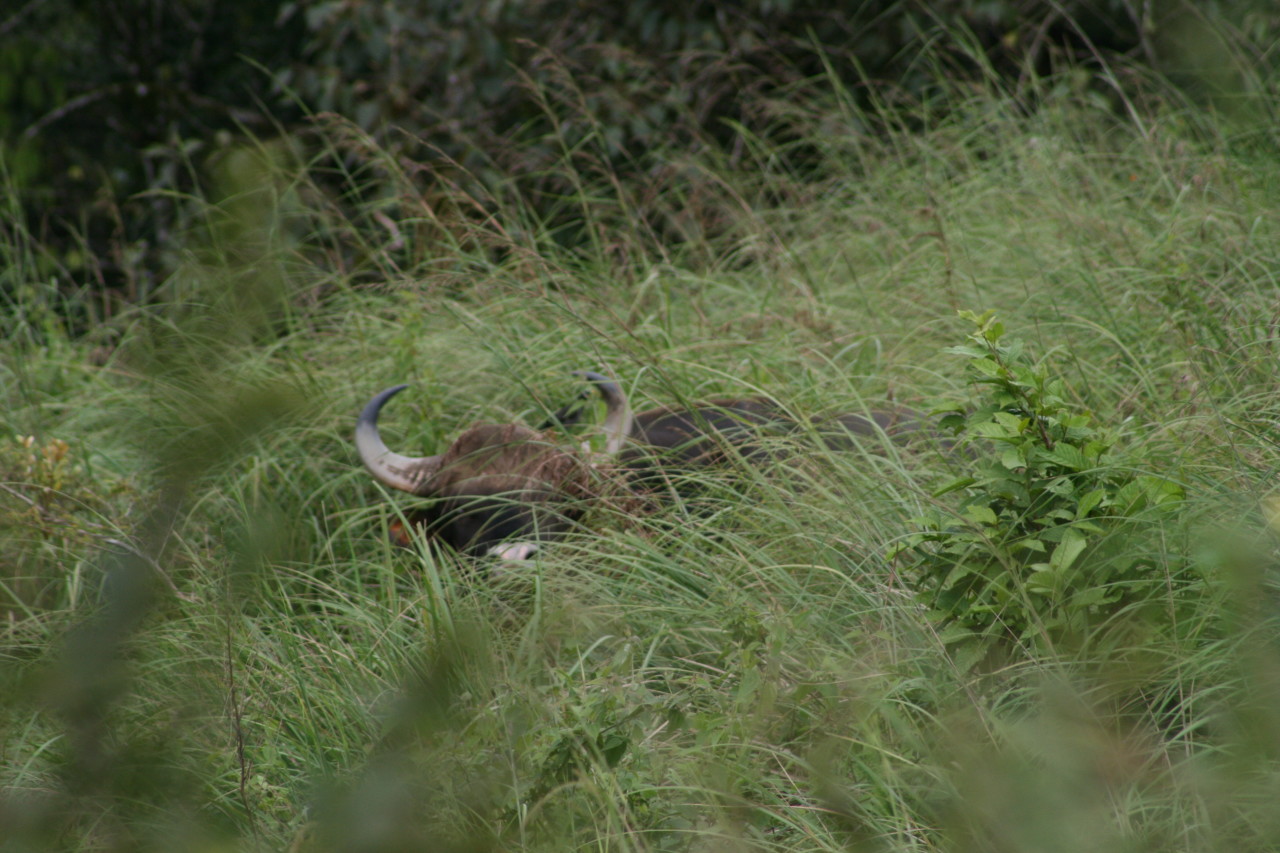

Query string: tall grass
[3,27,1280,853]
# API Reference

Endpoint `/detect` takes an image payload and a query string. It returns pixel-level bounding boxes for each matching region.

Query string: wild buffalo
[355,372,926,560]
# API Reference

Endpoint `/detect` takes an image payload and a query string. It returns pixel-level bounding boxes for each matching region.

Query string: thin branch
[0,0,48,39]
[225,617,260,843]
[24,86,122,139]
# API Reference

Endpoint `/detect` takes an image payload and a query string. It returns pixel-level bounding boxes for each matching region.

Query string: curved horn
[572,371,634,454]
[355,384,444,494]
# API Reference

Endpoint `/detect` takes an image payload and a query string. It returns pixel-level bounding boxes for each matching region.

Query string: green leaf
[1136,475,1185,507]
[1044,443,1089,471]
[1050,527,1088,571]
[957,308,995,326]
[1075,488,1106,518]
[1113,479,1147,511]
[971,421,1017,440]
[1070,586,1111,607]
[970,357,1003,378]
[597,732,629,768]
[963,504,998,526]
[992,410,1028,432]
[932,476,977,497]
[950,637,993,674]
[943,345,991,359]
[1042,476,1073,496]
[1026,568,1056,595]
[1010,365,1040,388]
[939,559,975,584]
[1064,413,1095,430]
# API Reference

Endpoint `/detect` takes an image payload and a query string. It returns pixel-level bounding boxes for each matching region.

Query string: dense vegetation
[5,0,1270,314]
[3,3,1280,852]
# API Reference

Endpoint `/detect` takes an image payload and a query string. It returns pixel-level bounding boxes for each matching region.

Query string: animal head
[355,375,630,559]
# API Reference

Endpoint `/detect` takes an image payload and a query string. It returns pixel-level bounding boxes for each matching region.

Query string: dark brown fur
[624,399,930,467]
[396,423,596,555]
[364,388,934,558]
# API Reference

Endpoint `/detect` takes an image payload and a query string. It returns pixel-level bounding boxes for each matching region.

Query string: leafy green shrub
[892,311,1189,665]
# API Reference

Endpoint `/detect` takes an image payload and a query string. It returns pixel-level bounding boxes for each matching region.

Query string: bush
[892,311,1192,666]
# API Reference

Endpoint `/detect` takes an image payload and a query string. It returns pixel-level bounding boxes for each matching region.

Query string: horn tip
[361,383,411,414]
[357,384,413,443]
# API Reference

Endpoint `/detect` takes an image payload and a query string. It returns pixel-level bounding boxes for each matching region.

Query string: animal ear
[355,384,446,494]
[572,370,634,454]
[388,518,414,547]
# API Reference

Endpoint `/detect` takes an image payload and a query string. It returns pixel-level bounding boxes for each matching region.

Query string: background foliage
[6,0,1275,319]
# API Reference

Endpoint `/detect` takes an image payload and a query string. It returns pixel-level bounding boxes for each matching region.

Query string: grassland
[2,50,1280,852]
